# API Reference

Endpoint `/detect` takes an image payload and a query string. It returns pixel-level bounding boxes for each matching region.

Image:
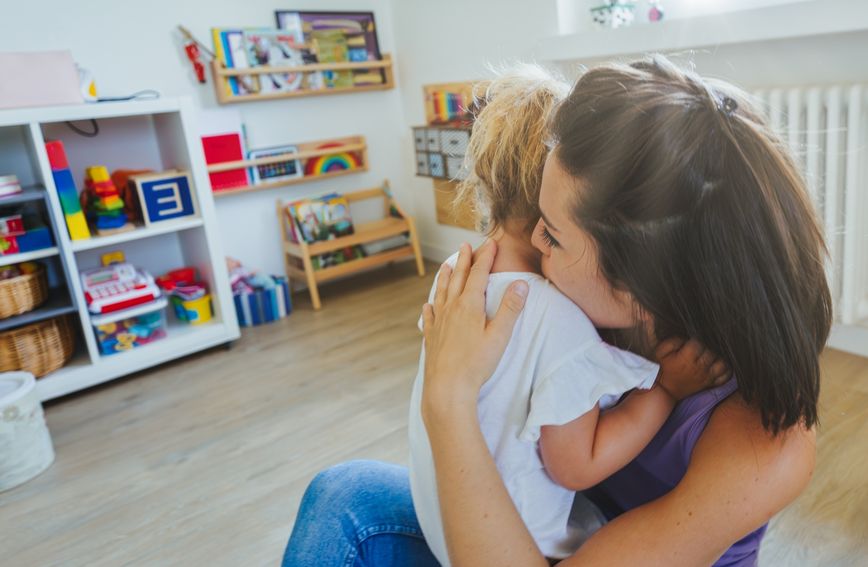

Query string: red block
[45,140,69,170]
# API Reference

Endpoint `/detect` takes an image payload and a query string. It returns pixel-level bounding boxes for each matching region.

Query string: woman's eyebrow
[540,211,560,233]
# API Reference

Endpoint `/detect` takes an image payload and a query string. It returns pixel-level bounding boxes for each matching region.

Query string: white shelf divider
[0,246,59,264]
[70,217,204,252]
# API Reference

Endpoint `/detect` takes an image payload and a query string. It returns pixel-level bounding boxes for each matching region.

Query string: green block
[59,191,82,214]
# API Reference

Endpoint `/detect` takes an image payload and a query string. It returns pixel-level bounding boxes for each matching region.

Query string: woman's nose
[530,218,550,255]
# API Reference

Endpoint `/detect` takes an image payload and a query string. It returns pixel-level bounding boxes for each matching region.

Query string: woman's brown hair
[551,55,832,434]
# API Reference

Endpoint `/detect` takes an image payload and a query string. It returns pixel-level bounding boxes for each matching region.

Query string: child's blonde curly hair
[456,64,569,236]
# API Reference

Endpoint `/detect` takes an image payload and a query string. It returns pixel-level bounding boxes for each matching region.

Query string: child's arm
[539,339,729,491]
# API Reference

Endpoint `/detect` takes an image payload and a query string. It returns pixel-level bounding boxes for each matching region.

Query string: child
[407,65,724,565]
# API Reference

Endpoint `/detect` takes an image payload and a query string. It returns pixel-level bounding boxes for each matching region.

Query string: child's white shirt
[408,253,659,564]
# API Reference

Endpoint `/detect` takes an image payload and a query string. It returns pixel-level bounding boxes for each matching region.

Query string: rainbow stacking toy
[84,166,131,235]
[45,140,91,240]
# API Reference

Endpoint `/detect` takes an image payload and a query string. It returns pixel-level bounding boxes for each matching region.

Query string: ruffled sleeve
[519,341,659,442]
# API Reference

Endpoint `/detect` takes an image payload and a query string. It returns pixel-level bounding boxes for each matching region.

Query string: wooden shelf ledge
[282,217,411,257]
[215,55,393,76]
[207,141,366,173]
[213,165,368,198]
[211,54,395,104]
[210,135,368,199]
[315,245,414,283]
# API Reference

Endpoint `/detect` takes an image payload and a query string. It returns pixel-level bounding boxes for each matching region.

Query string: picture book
[285,192,356,245]
[212,28,256,95]
[320,193,354,238]
[311,30,353,89]
[201,133,249,191]
[242,29,305,93]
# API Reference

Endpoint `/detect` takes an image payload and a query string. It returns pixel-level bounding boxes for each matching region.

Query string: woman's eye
[541,225,561,249]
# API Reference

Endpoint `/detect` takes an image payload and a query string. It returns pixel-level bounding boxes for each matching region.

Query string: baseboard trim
[827,323,868,359]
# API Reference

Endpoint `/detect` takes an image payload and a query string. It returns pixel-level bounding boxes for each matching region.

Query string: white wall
[557,0,816,33]
[5,0,856,270]
[390,0,560,260]
[0,0,410,276]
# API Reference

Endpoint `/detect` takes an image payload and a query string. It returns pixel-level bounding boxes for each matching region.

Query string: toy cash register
[81,263,161,314]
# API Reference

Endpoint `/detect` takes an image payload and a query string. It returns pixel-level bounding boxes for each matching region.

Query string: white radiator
[753,86,868,331]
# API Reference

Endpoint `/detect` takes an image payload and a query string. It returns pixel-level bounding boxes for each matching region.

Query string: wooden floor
[1,261,866,566]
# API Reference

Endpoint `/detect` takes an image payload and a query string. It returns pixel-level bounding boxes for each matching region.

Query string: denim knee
[307,460,378,503]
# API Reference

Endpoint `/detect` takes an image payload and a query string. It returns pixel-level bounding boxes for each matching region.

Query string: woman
[283,55,830,566]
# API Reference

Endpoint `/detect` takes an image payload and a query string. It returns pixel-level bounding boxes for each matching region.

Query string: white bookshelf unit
[0,98,240,401]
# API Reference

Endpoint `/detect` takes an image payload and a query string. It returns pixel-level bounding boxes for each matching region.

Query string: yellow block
[65,211,91,240]
[85,165,110,182]
[101,250,125,266]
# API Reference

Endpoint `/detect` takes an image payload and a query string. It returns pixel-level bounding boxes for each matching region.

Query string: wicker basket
[0,265,48,320]
[0,316,75,378]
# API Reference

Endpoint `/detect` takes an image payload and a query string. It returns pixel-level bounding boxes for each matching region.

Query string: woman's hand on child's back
[421,241,529,417]
[655,338,730,401]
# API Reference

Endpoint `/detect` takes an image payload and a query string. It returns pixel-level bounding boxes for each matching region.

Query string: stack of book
[0,175,21,198]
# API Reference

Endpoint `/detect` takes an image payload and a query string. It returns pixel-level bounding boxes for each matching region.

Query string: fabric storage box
[428,153,445,177]
[0,372,55,493]
[413,128,428,152]
[416,152,430,176]
[425,129,442,152]
[91,298,168,355]
[440,129,471,157]
[233,276,291,327]
[446,156,468,180]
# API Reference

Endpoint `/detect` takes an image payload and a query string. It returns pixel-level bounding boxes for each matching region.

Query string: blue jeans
[282,460,441,567]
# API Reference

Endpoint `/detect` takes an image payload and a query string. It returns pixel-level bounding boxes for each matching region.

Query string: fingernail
[514,281,529,298]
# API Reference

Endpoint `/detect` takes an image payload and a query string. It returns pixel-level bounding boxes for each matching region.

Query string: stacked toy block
[45,140,91,241]
[84,166,130,234]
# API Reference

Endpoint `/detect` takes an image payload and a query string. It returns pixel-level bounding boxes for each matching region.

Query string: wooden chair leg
[407,219,426,277]
[301,254,322,310]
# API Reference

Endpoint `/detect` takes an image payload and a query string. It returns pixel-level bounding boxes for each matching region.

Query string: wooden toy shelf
[277,182,425,310]
[210,136,369,199]
[0,97,240,402]
[211,54,395,104]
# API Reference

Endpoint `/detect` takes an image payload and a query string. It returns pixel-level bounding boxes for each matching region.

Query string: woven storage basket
[0,316,75,378]
[0,265,48,319]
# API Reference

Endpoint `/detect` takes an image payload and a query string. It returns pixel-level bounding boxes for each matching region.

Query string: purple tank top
[584,379,767,566]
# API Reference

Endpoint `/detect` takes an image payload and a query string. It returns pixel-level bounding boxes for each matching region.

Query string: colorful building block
[85,166,111,183]
[46,141,92,241]
[65,212,90,240]
[51,169,83,213]
[45,140,69,170]
[84,165,132,235]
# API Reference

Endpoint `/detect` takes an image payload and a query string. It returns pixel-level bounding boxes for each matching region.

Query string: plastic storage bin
[171,294,212,325]
[91,298,168,355]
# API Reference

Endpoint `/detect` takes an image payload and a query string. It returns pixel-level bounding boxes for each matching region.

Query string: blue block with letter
[134,170,197,225]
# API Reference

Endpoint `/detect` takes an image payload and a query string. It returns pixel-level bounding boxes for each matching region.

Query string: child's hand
[655,338,730,401]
